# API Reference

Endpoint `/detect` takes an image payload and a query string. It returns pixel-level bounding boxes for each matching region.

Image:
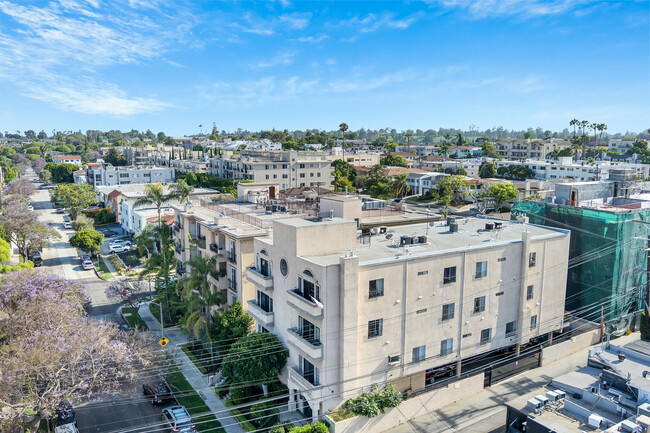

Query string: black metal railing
[210,244,219,253]
[227,251,236,264]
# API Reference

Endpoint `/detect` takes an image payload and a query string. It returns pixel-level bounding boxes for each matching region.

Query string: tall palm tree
[177,254,225,366]
[339,123,349,136]
[134,183,168,230]
[598,123,607,143]
[405,133,413,153]
[590,122,599,142]
[569,119,579,137]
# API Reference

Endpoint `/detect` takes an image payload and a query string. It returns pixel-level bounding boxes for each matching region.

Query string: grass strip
[97,259,114,279]
[181,344,208,374]
[166,366,225,433]
[121,307,149,330]
[225,400,257,432]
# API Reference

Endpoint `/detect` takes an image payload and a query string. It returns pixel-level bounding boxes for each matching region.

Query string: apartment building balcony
[287,289,323,319]
[207,271,220,288]
[247,300,275,328]
[174,223,183,233]
[287,328,323,361]
[196,235,206,250]
[174,243,183,254]
[227,251,237,264]
[209,243,219,253]
[246,266,273,290]
[228,279,237,292]
[288,366,316,392]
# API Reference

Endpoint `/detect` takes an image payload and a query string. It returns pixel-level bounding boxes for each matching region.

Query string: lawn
[166,366,225,433]
[121,307,149,330]
[149,302,174,328]
[97,259,114,279]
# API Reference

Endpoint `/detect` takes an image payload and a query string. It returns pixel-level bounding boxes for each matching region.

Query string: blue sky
[0,0,648,136]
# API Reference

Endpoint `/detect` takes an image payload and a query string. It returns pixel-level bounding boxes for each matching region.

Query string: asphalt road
[75,397,174,433]
[31,182,121,320]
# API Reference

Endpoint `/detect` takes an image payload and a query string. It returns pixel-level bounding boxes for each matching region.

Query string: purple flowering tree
[4,178,36,200]
[0,197,59,258]
[0,271,160,431]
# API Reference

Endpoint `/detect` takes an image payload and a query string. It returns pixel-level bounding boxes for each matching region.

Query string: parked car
[143,379,174,405]
[63,221,72,229]
[27,204,34,211]
[110,239,131,247]
[82,260,94,270]
[80,254,91,263]
[49,402,78,433]
[29,251,43,267]
[161,406,194,432]
[109,243,131,253]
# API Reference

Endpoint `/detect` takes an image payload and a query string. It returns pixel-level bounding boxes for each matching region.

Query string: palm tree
[177,254,225,367]
[590,122,598,142]
[391,174,409,198]
[598,123,607,143]
[439,141,451,157]
[171,179,194,205]
[405,133,413,153]
[339,123,349,136]
[134,183,168,230]
[569,119,579,137]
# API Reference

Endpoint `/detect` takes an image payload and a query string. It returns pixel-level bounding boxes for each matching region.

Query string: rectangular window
[368,319,383,338]
[473,296,486,313]
[526,285,534,300]
[300,173,305,178]
[317,172,321,177]
[442,303,455,321]
[256,290,273,313]
[388,354,400,365]
[495,291,504,296]
[418,270,428,276]
[530,315,537,329]
[506,321,517,336]
[298,316,320,343]
[416,308,427,314]
[440,338,453,356]
[369,279,384,298]
[443,266,456,284]
[497,257,506,262]
[412,345,425,363]
[475,261,487,278]
[480,328,492,344]
[529,252,536,267]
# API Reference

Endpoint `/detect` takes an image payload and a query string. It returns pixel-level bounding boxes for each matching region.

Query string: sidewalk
[138,303,245,433]
[386,333,640,433]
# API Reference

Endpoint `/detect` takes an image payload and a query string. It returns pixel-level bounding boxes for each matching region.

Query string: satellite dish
[386,233,393,240]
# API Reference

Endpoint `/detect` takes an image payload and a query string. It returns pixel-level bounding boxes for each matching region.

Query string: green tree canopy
[69,229,104,256]
[479,162,496,178]
[485,183,518,212]
[380,153,408,167]
[222,333,289,386]
[51,183,97,219]
[210,301,253,354]
[43,162,78,183]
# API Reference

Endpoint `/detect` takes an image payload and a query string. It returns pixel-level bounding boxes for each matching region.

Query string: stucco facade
[246,217,570,421]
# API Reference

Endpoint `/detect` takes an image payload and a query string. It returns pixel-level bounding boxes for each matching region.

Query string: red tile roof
[108,190,123,199]
[146,214,175,225]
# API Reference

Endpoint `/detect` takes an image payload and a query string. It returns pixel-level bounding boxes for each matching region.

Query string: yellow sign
[159,336,170,347]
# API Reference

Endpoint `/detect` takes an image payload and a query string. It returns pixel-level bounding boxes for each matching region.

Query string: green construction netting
[512,201,648,327]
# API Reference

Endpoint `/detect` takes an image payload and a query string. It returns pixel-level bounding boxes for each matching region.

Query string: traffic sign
[159,337,170,347]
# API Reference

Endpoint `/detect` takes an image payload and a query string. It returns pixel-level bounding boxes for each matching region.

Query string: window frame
[529,252,537,267]
[480,328,492,344]
[369,278,384,299]
[412,345,426,363]
[475,261,487,278]
[526,285,534,300]
[440,338,453,356]
[441,303,455,321]
[368,319,383,339]
[443,266,456,284]
[530,315,537,329]
[505,321,517,336]
[473,296,486,313]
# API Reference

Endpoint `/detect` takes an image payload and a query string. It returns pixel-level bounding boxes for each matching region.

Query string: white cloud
[235,12,311,36]
[296,34,328,43]
[341,12,422,33]
[328,70,419,92]
[0,0,188,115]
[203,76,319,104]
[432,0,592,19]
[253,51,296,68]
[325,58,336,65]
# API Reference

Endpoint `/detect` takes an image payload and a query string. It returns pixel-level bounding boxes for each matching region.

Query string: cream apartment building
[211,150,333,189]
[173,205,267,309]
[495,138,572,160]
[246,217,570,421]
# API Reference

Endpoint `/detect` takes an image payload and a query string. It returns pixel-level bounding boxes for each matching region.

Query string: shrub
[271,422,330,433]
[342,384,403,418]
[229,385,256,406]
[642,313,650,341]
[0,261,34,274]
[94,209,116,225]
[249,401,278,429]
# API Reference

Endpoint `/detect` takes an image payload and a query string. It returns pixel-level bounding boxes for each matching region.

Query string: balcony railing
[196,237,206,249]
[288,367,316,391]
[174,223,182,232]
[228,279,237,292]
[287,289,323,319]
[247,300,275,327]
[287,328,323,361]
[210,244,219,253]
[246,266,273,290]
[227,251,236,264]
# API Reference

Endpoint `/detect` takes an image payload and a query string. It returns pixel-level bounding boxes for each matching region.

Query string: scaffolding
[511,201,648,329]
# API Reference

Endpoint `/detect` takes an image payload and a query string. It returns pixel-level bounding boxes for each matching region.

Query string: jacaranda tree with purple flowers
[0,196,59,259]
[0,271,160,431]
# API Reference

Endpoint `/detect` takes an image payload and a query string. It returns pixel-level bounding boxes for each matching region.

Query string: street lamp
[149,300,164,338]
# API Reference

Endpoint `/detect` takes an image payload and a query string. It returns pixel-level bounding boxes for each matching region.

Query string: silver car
[161,406,195,433]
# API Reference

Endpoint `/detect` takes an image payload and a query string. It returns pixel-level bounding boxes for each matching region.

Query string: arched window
[260,249,268,256]
[303,269,313,278]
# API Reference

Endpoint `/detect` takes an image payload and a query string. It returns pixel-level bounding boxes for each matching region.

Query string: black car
[29,251,43,267]
[49,401,77,430]
[143,380,174,405]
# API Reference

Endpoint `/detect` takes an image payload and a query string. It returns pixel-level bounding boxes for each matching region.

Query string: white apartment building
[608,138,636,153]
[211,151,333,190]
[52,155,82,165]
[496,157,649,181]
[86,164,175,187]
[495,138,572,161]
[246,217,570,421]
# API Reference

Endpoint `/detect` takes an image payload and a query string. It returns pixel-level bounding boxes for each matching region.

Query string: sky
[0,0,648,136]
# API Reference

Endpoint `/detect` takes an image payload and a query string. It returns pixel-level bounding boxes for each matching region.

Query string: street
[76,398,174,433]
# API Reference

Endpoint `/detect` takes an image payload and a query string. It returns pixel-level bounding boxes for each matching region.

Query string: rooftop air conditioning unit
[526,399,542,411]
[587,414,603,428]
[546,391,560,402]
[535,395,550,407]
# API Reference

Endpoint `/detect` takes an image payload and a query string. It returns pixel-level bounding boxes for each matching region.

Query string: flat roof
[179,205,267,238]
[299,217,568,267]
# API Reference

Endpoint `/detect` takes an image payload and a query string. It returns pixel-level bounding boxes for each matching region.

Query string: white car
[82,260,94,270]
[109,243,130,253]
[63,221,72,229]
[27,205,34,211]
